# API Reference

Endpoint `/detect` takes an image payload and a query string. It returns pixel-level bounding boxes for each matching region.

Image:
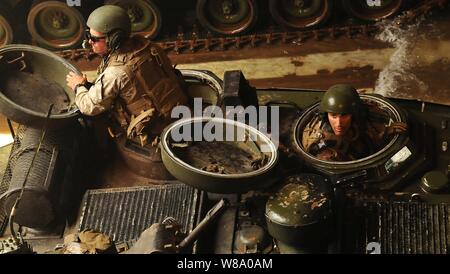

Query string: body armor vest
[107,36,188,144]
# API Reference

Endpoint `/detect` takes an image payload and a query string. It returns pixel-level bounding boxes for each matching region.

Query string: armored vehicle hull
[0,69,449,254]
[0,0,438,50]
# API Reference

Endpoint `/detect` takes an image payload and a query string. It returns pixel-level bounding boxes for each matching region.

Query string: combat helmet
[319,84,362,114]
[86,5,131,37]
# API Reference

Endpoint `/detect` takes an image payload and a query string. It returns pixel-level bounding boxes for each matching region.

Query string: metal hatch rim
[161,116,279,179]
[0,44,81,120]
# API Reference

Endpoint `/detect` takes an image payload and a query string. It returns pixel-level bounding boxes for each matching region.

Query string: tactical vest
[107,37,188,142]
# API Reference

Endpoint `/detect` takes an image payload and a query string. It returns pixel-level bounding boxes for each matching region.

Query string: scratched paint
[176,48,394,79]
[175,40,449,82]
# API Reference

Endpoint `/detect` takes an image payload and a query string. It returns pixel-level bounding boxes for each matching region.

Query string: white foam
[374,16,429,97]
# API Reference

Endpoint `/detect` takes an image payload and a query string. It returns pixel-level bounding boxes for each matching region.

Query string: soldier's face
[328,113,352,136]
[88,29,108,56]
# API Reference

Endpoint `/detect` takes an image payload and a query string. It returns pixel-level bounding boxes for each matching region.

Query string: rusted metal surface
[343,200,450,254]
[58,23,381,63]
[56,0,447,60]
[196,0,258,35]
[0,45,80,129]
[0,71,70,114]
[213,206,238,254]
[0,124,79,234]
[114,137,174,181]
[174,141,264,174]
[265,173,334,249]
[54,0,449,107]
[26,1,86,50]
[250,65,380,91]
[78,184,203,245]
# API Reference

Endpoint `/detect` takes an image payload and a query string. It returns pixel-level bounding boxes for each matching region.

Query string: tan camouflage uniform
[75,36,188,146]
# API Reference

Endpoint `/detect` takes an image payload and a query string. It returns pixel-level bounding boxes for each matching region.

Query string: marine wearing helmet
[66,5,188,147]
[86,4,132,52]
[302,84,407,161]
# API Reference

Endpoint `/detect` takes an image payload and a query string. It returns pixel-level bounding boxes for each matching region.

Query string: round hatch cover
[160,117,279,193]
[0,44,80,129]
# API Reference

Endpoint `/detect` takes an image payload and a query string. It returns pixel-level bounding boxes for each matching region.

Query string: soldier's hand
[66,71,87,91]
[384,122,408,136]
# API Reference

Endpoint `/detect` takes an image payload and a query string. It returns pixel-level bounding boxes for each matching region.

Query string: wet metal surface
[266,174,332,226]
[374,14,450,106]
[0,71,70,114]
[60,4,449,107]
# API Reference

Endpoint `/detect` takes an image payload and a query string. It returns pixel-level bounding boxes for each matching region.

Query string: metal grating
[379,202,449,254]
[344,201,450,254]
[0,125,28,235]
[0,125,73,234]
[78,184,203,244]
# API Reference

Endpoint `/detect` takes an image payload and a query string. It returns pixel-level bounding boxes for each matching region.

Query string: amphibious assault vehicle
[0,43,449,254]
[0,0,437,50]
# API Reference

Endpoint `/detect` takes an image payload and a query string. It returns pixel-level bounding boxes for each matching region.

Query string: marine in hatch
[66,5,188,147]
[302,84,407,161]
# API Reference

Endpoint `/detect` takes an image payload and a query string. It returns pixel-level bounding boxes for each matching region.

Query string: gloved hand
[384,122,408,137]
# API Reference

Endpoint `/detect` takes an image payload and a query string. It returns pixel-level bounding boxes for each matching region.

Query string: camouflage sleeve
[302,127,318,152]
[302,117,322,153]
[75,66,129,116]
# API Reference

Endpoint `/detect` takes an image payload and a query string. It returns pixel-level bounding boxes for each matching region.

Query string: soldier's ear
[107,29,126,50]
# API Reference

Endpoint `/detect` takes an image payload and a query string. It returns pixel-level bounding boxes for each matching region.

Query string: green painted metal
[265,174,332,227]
[265,173,333,245]
[160,117,279,193]
[269,0,332,29]
[0,44,80,129]
[0,2,13,46]
[421,170,449,193]
[196,0,258,35]
[105,0,162,39]
[27,1,86,49]
[87,5,131,36]
[342,0,403,21]
[36,6,79,39]
[319,84,361,114]
[208,0,249,25]
[126,1,154,32]
[0,25,5,41]
[282,0,322,18]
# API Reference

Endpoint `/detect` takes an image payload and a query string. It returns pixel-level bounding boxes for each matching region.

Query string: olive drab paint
[170,98,279,153]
